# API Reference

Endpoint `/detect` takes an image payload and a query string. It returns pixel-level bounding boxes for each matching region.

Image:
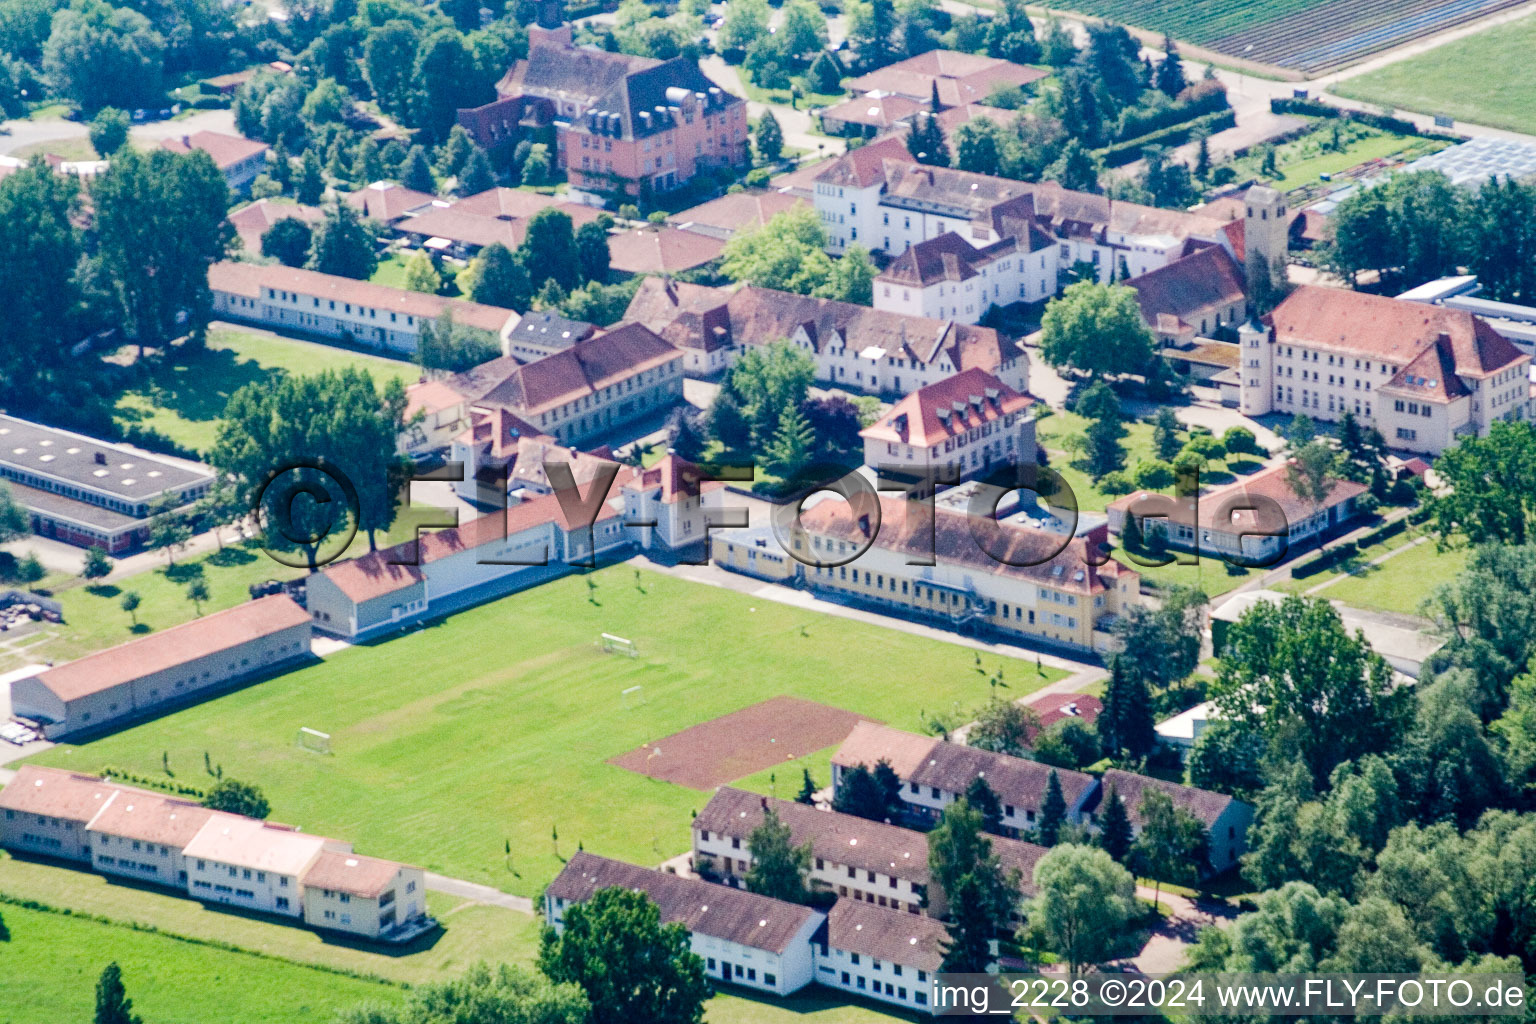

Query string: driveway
[0,108,236,158]
[1132,884,1237,973]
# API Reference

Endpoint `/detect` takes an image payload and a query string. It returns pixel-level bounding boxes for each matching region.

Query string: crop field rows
[1060,0,1527,71]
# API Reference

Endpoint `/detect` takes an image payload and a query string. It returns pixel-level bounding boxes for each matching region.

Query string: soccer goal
[621,684,645,710]
[600,633,638,658]
[296,727,332,755]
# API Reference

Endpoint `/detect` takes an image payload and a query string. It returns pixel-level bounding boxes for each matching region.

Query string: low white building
[183,815,327,919]
[622,453,731,553]
[546,852,824,997]
[817,899,947,1014]
[1090,769,1254,875]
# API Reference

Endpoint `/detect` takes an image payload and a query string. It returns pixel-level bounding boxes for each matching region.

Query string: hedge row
[1268,98,1459,140]
[1098,109,1236,167]
[97,765,207,800]
[1113,82,1230,144]
[1291,539,1358,579]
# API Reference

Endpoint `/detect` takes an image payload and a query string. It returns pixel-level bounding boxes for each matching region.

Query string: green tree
[1154,34,1185,97]
[1286,440,1340,550]
[1096,786,1133,863]
[1130,788,1208,905]
[1040,281,1154,376]
[260,217,313,267]
[1111,585,1205,692]
[44,0,164,111]
[1037,770,1066,846]
[458,146,495,195]
[203,779,270,818]
[745,806,813,903]
[350,135,384,187]
[808,50,843,93]
[1030,844,1136,972]
[1099,658,1155,761]
[82,545,112,581]
[1045,137,1099,193]
[467,242,533,310]
[410,28,495,144]
[717,0,770,53]
[964,775,1003,835]
[296,149,325,205]
[753,110,784,164]
[0,159,81,404]
[827,245,876,305]
[404,249,443,293]
[1427,421,1536,546]
[724,340,816,449]
[362,19,421,118]
[94,962,141,1024]
[416,312,500,372]
[575,221,611,286]
[400,145,435,194]
[87,106,131,156]
[119,590,141,627]
[764,404,816,475]
[185,577,210,616]
[832,760,903,822]
[94,147,232,354]
[147,498,192,565]
[307,200,378,280]
[719,207,837,296]
[340,962,589,1024]
[954,117,1003,177]
[212,368,409,558]
[1211,594,1409,787]
[520,207,580,291]
[1468,176,1536,303]
[1187,719,1266,799]
[539,885,710,1024]
[968,698,1041,758]
[929,797,1020,925]
[796,767,818,805]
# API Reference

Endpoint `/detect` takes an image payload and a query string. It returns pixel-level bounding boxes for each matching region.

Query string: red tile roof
[228,199,323,254]
[34,596,309,705]
[1095,768,1246,830]
[846,50,1047,106]
[1107,459,1368,536]
[86,791,218,848]
[669,190,807,236]
[821,93,923,130]
[343,183,440,222]
[799,495,1126,595]
[208,261,517,335]
[548,851,818,954]
[160,131,268,170]
[606,227,725,274]
[1128,243,1247,330]
[861,367,1034,447]
[472,322,681,416]
[452,187,578,219]
[813,136,915,189]
[1264,285,1527,378]
[0,765,126,822]
[627,453,724,504]
[304,848,409,898]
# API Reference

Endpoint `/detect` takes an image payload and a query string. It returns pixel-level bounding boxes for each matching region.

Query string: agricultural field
[113,327,418,455]
[1217,122,1446,193]
[1058,0,1527,72]
[1333,15,1536,135]
[28,567,1065,899]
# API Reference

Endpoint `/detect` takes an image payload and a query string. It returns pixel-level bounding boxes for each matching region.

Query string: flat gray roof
[5,479,141,532]
[0,416,213,504]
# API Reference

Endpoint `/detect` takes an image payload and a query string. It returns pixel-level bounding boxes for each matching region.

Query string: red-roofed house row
[0,766,429,942]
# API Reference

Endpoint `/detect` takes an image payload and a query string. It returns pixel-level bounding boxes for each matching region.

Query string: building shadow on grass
[3,850,447,957]
[714,982,926,1021]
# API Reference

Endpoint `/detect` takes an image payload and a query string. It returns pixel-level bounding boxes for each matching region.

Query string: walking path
[424,872,534,914]
[1131,884,1237,973]
[1303,535,1428,597]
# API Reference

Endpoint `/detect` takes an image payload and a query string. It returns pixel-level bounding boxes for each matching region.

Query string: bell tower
[1243,185,1288,294]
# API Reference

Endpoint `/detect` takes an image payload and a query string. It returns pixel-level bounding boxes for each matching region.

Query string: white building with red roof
[1238,285,1532,454]
[11,595,312,739]
[160,131,269,191]
[209,261,519,356]
[860,367,1036,490]
[0,766,428,942]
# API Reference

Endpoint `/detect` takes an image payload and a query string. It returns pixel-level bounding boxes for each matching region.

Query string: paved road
[0,108,236,158]
[424,871,535,913]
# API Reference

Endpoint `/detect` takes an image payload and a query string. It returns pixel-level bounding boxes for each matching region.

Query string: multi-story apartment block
[1238,285,1531,454]
[624,277,1029,394]
[0,766,428,942]
[457,41,748,200]
[692,788,1046,918]
[546,852,824,997]
[811,139,1282,326]
[818,899,947,1014]
[1091,769,1254,873]
[860,368,1036,489]
[832,723,1099,836]
[447,323,684,445]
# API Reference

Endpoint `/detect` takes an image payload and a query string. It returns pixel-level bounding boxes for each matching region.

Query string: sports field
[1332,15,1536,135]
[29,567,1064,897]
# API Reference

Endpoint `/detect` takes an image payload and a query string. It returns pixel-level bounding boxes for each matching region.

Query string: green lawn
[1316,538,1467,617]
[30,567,1064,898]
[0,899,403,1024]
[708,989,920,1023]
[1333,16,1536,135]
[370,253,411,290]
[0,852,540,986]
[1132,555,1262,598]
[113,328,418,454]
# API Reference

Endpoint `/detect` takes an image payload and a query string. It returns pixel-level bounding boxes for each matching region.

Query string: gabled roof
[1128,244,1247,329]
[1385,332,1470,403]
[208,262,517,335]
[845,50,1048,106]
[33,595,309,704]
[824,899,947,972]
[342,182,440,222]
[548,851,819,954]
[814,136,915,189]
[821,93,923,130]
[1264,285,1528,377]
[160,131,267,170]
[622,277,734,352]
[606,227,725,275]
[1106,459,1368,536]
[453,187,576,220]
[228,199,323,253]
[304,849,409,898]
[861,367,1034,447]
[0,765,124,822]
[669,190,807,236]
[878,232,1015,288]
[472,322,681,415]
[799,496,1126,595]
[625,453,723,504]
[85,791,219,848]
[1094,768,1248,831]
[400,201,604,250]
[503,44,656,109]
